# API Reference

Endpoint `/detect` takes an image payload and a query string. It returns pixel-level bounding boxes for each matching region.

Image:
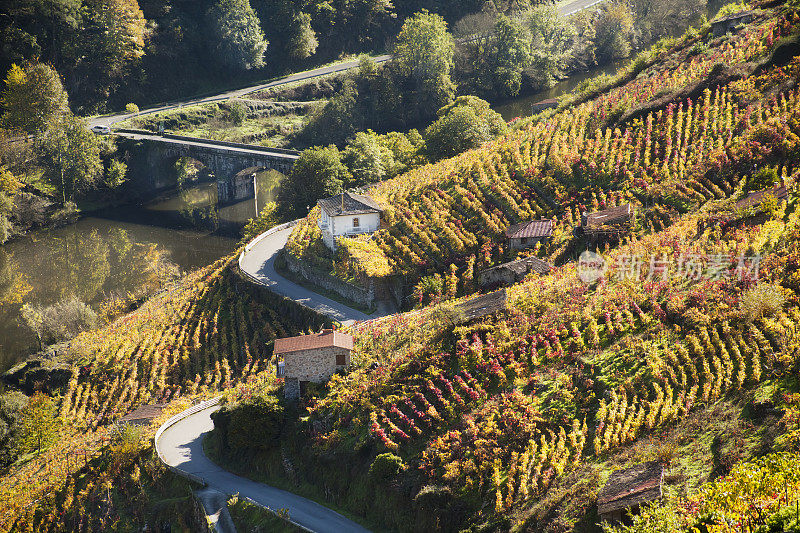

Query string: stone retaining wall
[283,251,376,308]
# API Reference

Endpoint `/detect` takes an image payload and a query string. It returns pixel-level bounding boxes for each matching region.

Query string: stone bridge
[116,130,300,203]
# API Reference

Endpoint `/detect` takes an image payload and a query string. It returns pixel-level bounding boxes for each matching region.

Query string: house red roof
[274,330,354,355]
[505,219,553,239]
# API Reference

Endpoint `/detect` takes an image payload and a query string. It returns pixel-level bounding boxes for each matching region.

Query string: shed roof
[712,9,755,24]
[274,330,354,355]
[118,403,166,424]
[598,461,664,515]
[505,219,554,239]
[582,204,633,232]
[318,192,382,217]
[735,184,787,210]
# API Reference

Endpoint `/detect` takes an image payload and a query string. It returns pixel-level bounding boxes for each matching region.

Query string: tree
[21,296,99,349]
[342,131,397,187]
[391,10,456,122]
[208,0,269,70]
[84,0,146,77]
[1,63,69,134]
[277,146,348,218]
[38,114,103,204]
[594,1,634,63]
[424,96,508,161]
[0,391,28,467]
[490,15,532,97]
[522,6,575,89]
[0,164,20,244]
[14,393,60,456]
[301,79,360,145]
[286,12,318,60]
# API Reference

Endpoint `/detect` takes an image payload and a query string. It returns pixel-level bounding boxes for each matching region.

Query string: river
[0,170,282,372]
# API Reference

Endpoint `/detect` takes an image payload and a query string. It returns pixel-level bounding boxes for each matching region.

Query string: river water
[0,170,282,372]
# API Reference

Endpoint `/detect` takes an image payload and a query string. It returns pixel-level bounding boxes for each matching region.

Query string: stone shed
[275,329,354,400]
[712,10,755,37]
[580,203,634,240]
[479,257,552,290]
[598,461,664,524]
[505,219,554,250]
[117,403,166,426]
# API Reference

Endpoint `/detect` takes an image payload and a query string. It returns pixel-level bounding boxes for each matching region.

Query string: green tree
[301,79,360,145]
[342,131,397,187]
[391,10,456,123]
[277,146,348,218]
[424,96,508,161]
[1,63,69,134]
[105,159,128,189]
[490,15,531,97]
[84,0,146,78]
[240,201,281,244]
[208,0,269,70]
[522,6,575,89]
[594,1,635,63]
[0,165,20,244]
[14,392,60,456]
[286,12,318,60]
[0,391,28,467]
[38,114,103,204]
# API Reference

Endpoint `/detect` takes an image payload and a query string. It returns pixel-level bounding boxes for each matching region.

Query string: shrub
[21,297,99,349]
[125,103,139,114]
[748,166,779,191]
[228,101,247,126]
[369,453,405,480]
[740,284,785,321]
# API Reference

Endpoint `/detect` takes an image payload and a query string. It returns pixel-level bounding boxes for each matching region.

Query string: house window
[336,354,346,366]
[353,217,360,228]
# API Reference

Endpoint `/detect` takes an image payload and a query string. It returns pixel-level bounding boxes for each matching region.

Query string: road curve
[157,403,371,533]
[239,226,374,325]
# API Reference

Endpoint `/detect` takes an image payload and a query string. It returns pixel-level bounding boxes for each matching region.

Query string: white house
[317,192,382,250]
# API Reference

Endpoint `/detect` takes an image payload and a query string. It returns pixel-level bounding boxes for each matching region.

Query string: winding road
[157,403,371,533]
[239,226,375,325]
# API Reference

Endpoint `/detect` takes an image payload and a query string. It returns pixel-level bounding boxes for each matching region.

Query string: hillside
[286,4,800,295]
[0,254,329,530]
[211,3,800,532]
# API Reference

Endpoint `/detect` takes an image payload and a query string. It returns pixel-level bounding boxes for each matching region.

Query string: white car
[91,125,111,134]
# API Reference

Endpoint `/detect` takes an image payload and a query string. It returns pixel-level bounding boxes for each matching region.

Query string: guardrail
[154,397,222,486]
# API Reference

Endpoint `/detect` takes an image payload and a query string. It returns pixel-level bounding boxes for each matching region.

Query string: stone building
[598,461,664,524]
[275,329,354,400]
[479,257,552,290]
[712,10,755,37]
[318,192,382,250]
[505,219,554,250]
[580,203,634,240]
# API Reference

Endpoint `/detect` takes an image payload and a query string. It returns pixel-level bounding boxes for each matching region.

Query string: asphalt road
[88,55,391,128]
[157,404,371,533]
[239,226,375,325]
[88,0,603,129]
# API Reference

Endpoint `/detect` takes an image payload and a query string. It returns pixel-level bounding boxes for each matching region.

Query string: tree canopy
[1,63,69,134]
[424,96,507,161]
[278,146,348,218]
[208,0,269,70]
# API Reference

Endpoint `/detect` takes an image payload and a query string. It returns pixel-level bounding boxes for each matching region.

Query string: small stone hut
[479,257,552,290]
[117,403,166,426]
[712,10,755,37]
[735,183,788,211]
[275,329,354,400]
[505,219,554,250]
[598,461,664,524]
[581,203,633,239]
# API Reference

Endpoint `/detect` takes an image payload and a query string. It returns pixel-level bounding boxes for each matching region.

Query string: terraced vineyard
[286,7,800,284]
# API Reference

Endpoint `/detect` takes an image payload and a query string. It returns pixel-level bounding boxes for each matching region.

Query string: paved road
[239,227,375,325]
[158,404,371,533]
[112,131,300,161]
[88,55,391,128]
[88,0,602,129]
